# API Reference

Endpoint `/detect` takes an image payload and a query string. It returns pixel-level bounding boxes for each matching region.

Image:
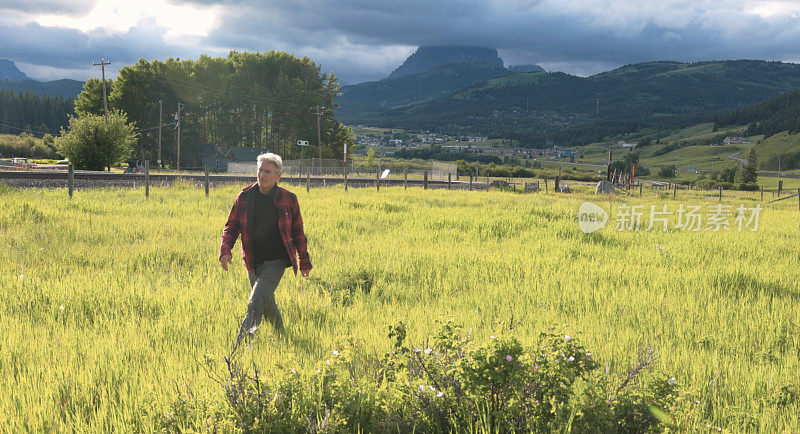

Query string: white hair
[257,152,283,172]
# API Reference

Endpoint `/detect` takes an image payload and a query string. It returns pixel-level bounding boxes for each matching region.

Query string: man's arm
[219,195,242,270]
[291,197,312,275]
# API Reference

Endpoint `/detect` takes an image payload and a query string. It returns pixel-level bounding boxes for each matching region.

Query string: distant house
[201,145,270,172]
[723,136,751,145]
[617,141,637,149]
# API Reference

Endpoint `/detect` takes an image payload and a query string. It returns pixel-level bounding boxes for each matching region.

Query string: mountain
[0,59,28,80]
[389,45,504,79]
[0,78,84,99]
[352,60,800,146]
[508,64,545,73]
[337,61,511,119]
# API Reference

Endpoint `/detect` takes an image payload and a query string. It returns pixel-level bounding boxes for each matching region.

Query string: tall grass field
[1,181,798,431]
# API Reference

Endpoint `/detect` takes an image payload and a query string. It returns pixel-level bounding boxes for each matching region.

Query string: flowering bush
[164,321,680,432]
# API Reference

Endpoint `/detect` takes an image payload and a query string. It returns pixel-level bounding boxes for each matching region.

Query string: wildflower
[419,385,426,392]
[564,335,571,341]
[429,386,435,391]
[326,359,331,365]
[586,352,592,359]
[533,365,539,371]
[291,369,296,374]
[559,382,566,388]
[316,369,321,374]
[414,347,422,353]
[436,391,444,397]
[424,348,432,355]
[59,305,64,311]
[668,377,676,385]
[489,335,495,339]
[332,350,339,356]
[19,274,24,279]
[506,355,513,362]
[567,356,575,362]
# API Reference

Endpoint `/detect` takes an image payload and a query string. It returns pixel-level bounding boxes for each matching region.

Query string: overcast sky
[2,0,800,84]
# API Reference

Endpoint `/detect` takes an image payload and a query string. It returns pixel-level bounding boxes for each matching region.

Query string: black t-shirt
[252,186,289,266]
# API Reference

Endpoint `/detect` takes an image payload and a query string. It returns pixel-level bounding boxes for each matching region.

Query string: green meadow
[1,181,799,431]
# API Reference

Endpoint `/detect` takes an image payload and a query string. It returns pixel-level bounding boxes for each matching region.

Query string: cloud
[0,19,218,80]
[0,0,97,16]
[2,0,800,83]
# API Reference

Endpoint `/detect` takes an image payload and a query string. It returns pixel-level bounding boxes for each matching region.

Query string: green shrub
[170,321,681,432]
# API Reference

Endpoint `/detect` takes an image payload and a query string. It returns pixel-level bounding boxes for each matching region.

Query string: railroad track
[0,170,484,190]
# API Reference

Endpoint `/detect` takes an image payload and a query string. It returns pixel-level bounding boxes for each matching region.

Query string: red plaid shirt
[219,183,312,275]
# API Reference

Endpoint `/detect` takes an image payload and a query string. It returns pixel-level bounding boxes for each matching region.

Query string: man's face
[257,161,281,191]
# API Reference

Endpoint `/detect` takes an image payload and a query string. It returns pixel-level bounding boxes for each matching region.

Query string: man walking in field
[219,153,312,346]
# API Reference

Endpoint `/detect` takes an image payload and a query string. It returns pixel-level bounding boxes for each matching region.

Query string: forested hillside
[0,79,84,99]
[337,61,511,118]
[715,88,800,138]
[350,60,800,148]
[0,89,74,136]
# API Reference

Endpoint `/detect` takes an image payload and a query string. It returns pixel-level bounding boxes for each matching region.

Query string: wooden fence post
[760,186,763,202]
[469,175,473,191]
[146,160,150,199]
[68,164,74,198]
[778,180,783,197]
[306,170,310,193]
[544,178,548,193]
[376,168,380,192]
[344,162,348,192]
[448,173,451,190]
[404,167,408,190]
[203,163,209,197]
[718,186,723,203]
[424,171,428,190]
[639,183,643,196]
[673,183,677,200]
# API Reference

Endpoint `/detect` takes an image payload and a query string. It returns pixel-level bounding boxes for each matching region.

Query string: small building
[617,141,637,148]
[723,137,751,145]
[202,145,270,172]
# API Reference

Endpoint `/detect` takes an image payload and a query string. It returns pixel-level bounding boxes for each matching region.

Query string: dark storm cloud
[4,0,800,82]
[183,0,800,82]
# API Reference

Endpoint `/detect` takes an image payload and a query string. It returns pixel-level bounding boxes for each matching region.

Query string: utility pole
[315,105,322,160]
[93,59,111,126]
[176,102,181,171]
[157,100,162,168]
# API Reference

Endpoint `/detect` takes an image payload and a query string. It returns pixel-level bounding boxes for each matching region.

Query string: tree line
[0,89,73,136]
[74,51,352,168]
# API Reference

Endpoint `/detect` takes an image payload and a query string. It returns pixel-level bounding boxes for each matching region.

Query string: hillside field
[1,182,799,431]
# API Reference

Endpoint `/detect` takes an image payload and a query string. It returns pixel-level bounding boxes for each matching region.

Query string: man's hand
[219,254,232,271]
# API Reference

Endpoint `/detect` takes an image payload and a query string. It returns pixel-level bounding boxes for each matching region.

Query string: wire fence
[228,158,457,181]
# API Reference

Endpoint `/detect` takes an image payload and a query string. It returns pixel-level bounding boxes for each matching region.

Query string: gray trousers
[236,259,286,343]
